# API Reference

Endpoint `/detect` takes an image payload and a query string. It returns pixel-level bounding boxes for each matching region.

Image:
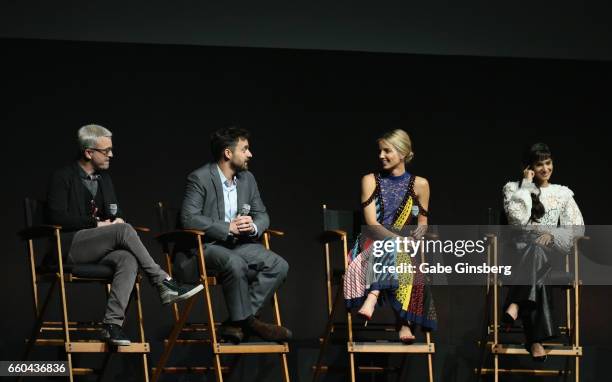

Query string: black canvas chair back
[24,197,45,228]
[322,207,361,244]
[156,201,180,233]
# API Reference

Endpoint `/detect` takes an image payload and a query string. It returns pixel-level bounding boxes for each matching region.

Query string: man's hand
[229,220,241,235]
[112,217,125,224]
[97,219,112,227]
[535,233,553,247]
[233,215,255,235]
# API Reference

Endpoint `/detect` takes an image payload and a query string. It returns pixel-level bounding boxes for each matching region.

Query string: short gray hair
[78,124,112,151]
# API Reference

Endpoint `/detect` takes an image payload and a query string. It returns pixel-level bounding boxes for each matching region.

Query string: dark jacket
[45,162,123,257]
[180,162,269,242]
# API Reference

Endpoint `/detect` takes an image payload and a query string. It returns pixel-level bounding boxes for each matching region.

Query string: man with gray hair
[45,124,203,346]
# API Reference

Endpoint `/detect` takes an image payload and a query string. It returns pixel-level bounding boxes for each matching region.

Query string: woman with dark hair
[502,143,584,360]
[343,129,437,343]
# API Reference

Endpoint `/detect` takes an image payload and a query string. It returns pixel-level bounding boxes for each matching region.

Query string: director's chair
[476,229,588,381]
[313,204,435,382]
[151,202,290,382]
[18,198,150,382]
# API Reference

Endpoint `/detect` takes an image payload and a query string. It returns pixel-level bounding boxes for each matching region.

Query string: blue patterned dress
[344,172,437,330]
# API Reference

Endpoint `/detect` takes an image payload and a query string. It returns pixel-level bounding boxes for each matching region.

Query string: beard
[230,159,248,172]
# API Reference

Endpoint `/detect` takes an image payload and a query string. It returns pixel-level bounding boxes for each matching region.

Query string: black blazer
[45,162,123,255]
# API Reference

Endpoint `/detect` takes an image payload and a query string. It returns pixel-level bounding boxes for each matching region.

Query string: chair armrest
[132,226,151,233]
[320,229,348,243]
[574,235,590,246]
[265,229,285,237]
[155,229,205,246]
[18,225,62,240]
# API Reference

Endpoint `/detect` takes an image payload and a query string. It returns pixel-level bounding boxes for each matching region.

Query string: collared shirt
[217,165,238,223]
[77,163,100,198]
[216,165,258,236]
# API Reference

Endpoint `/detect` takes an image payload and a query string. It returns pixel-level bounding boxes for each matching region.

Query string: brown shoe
[219,321,244,344]
[245,317,292,342]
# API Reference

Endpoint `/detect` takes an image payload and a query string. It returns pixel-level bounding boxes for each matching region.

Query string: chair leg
[493,354,499,382]
[57,276,73,381]
[279,354,290,382]
[199,277,223,382]
[21,279,57,362]
[212,354,223,382]
[313,286,342,382]
[575,357,580,382]
[271,292,290,382]
[134,281,150,382]
[65,353,74,382]
[426,332,434,382]
[151,295,197,382]
[17,280,55,382]
[349,353,356,382]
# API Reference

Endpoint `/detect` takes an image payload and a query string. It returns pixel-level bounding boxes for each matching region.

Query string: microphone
[238,204,251,216]
[109,203,118,221]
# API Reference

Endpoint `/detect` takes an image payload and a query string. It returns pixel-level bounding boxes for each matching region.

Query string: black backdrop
[1,38,612,381]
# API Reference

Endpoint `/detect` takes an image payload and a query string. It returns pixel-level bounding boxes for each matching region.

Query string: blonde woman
[344,129,437,343]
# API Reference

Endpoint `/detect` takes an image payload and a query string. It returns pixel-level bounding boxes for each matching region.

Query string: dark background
[1,1,612,61]
[1,38,611,381]
[1,2,612,380]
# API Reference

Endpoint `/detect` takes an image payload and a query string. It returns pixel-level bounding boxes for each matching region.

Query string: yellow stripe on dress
[393,197,414,311]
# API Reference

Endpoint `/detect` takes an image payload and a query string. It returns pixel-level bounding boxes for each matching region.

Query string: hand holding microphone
[234,204,254,235]
[108,203,125,224]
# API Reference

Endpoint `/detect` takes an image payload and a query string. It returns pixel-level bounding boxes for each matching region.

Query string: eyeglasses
[88,147,113,156]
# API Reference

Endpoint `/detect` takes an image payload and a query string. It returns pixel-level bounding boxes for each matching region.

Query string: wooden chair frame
[477,233,589,381]
[151,202,290,382]
[313,204,435,382]
[19,198,150,382]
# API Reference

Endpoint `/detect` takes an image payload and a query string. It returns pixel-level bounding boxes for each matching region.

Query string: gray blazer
[180,162,270,243]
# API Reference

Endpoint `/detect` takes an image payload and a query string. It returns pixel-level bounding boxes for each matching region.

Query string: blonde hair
[378,129,414,163]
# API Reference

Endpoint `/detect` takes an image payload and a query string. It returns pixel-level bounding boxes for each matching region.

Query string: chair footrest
[214,342,289,354]
[313,365,400,373]
[164,339,211,345]
[151,366,230,374]
[65,341,150,353]
[348,341,435,354]
[478,368,570,376]
[491,343,582,356]
[72,367,98,375]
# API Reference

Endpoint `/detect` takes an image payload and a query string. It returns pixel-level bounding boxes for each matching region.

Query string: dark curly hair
[520,143,552,223]
[210,126,250,161]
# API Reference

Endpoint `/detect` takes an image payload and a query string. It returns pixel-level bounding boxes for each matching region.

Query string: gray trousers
[68,223,169,326]
[204,242,289,322]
